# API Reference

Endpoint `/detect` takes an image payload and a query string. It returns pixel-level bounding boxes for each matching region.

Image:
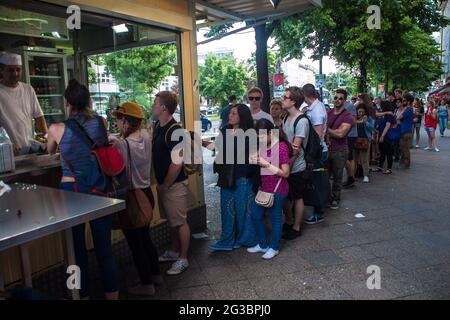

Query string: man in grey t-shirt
[280,87,309,240]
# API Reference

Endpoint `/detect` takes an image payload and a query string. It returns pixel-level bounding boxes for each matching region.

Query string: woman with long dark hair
[374,101,396,174]
[47,79,118,299]
[208,104,258,251]
[110,102,161,296]
[248,119,291,259]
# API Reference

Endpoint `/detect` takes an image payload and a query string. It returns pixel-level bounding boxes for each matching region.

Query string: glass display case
[19,47,68,126]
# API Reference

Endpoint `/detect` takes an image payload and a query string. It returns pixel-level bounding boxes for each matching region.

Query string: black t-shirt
[153,118,187,185]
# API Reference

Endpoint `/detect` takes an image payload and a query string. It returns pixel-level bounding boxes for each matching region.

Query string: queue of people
[209,84,446,264]
[3,48,447,299]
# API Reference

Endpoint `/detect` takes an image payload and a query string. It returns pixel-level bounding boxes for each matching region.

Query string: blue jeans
[438,116,448,136]
[61,182,118,298]
[251,193,286,251]
[212,178,257,249]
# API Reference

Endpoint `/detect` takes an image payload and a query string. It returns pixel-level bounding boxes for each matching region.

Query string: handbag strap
[125,139,133,189]
[273,176,283,193]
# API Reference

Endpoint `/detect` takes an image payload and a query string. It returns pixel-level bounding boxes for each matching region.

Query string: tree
[203,22,278,112]
[326,70,357,96]
[272,0,448,93]
[199,54,249,108]
[103,44,176,110]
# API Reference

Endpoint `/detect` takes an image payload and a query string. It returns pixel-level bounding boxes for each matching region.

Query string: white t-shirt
[252,109,274,124]
[284,114,309,173]
[307,99,328,153]
[0,82,44,149]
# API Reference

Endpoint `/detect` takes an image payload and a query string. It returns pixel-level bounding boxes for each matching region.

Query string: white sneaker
[415,145,420,149]
[166,259,189,275]
[363,176,369,183]
[435,148,440,152]
[262,248,279,260]
[158,250,179,262]
[424,147,431,151]
[247,244,268,254]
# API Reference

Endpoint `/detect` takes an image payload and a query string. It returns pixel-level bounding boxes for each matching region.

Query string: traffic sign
[315,74,326,88]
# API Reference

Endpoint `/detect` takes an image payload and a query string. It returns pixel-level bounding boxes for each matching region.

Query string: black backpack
[284,114,323,168]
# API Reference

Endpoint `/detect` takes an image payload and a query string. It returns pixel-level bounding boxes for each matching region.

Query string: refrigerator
[17,46,68,126]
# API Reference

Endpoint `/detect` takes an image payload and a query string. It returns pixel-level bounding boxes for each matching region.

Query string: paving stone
[284,271,353,300]
[210,280,260,300]
[202,264,247,284]
[301,250,346,268]
[170,285,216,300]
[360,241,407,258]
[248,275,311,300]
[334,246,377,263]
[164,268,209,289]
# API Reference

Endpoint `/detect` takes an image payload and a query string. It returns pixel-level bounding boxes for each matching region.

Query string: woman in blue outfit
[208,104,259,251]
[47,79,118,299]
[437,99,449,137]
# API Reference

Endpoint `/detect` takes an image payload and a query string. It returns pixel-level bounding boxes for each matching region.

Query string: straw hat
[113,102,144,119]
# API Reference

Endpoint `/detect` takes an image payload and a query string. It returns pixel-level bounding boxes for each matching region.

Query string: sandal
[383,169,393,175]
[372,167,383,173]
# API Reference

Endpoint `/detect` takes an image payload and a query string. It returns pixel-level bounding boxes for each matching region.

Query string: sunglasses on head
[334,96,344,101]
[248,96,261,101]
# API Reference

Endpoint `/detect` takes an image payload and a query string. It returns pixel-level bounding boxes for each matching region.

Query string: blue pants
[251,193,286,251]
[213,178,257,249]
[61,182,118,298]
[438,116,448,136]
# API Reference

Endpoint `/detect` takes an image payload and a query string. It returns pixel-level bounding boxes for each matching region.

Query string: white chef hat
[0,53,22,66]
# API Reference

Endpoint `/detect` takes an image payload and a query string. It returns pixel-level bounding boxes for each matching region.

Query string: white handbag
[255,177,283,208]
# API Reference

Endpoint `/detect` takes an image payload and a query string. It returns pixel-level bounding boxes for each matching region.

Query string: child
[248,119,292,260]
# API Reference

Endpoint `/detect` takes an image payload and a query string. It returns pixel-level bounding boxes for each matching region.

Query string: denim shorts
[425,127,435,132]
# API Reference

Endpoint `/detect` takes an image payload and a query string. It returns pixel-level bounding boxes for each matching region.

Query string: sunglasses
[248,96,261,101]
[282,95,292,101]
[334,96,344,101]
[116,114,124,120]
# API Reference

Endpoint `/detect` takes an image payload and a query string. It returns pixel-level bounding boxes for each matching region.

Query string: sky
[196,23,338,74]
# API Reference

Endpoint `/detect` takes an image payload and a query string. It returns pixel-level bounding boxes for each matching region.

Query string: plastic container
[0,127,15,173]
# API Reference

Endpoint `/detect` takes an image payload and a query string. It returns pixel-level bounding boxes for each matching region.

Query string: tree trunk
[254,24,271,113]
[357,58,368,94]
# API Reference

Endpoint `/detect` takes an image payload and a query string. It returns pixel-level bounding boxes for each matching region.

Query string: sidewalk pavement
[126,130,450,300]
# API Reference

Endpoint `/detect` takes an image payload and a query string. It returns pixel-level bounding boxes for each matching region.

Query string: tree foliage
[272,0,449,93]
[199,54,249,107]
[103,44,176,98]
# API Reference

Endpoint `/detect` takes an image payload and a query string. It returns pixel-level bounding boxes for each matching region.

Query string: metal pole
[319,56,323,101]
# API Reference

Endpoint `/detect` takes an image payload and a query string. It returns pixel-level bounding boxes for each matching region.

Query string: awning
[195,0,322,28]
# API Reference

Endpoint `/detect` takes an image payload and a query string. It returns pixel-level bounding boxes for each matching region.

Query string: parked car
[201,113,212,132]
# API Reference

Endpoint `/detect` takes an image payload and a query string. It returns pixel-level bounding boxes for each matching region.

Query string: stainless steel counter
[0,183,125,251]
[0,154,61,183]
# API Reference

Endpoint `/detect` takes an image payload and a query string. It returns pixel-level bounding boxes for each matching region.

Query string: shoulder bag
[255,177,283,208]
[115,139,153,230]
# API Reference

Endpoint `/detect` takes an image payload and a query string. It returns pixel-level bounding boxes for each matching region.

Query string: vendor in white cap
[0,52,48,155]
